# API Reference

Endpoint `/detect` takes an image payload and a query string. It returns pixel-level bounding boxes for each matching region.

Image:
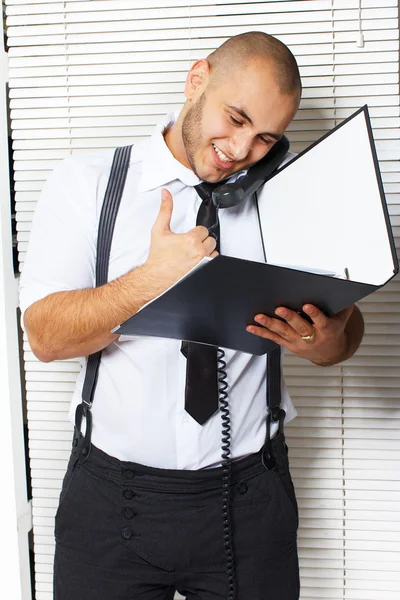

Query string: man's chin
[197,165,242,184]
[201,174,228,183]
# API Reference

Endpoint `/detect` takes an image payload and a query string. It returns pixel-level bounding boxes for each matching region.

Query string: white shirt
[20,113,297,469]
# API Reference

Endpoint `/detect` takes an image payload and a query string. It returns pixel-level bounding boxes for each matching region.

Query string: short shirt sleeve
[19,154,108,325]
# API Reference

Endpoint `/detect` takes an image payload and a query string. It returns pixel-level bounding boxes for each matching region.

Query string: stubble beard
[181,93,206,179]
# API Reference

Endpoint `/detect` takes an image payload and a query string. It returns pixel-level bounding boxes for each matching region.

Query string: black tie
[182,182,220,425]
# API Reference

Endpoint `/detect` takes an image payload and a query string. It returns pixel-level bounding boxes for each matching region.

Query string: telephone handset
[212,134,290,209]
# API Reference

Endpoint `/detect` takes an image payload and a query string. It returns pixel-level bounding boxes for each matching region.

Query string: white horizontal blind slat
[6,1,399,599]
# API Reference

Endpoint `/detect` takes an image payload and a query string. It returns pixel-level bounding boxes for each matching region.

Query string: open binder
[114,106,398,355]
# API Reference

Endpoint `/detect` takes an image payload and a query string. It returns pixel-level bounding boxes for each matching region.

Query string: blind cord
[63,1,72,155]
[357,0,365,48]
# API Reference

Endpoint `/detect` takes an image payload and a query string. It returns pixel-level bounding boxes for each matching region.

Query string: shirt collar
[138,112,201,193]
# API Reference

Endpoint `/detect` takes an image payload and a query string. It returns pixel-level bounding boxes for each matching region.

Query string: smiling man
[166,37,299,182]
[20,32,363,600]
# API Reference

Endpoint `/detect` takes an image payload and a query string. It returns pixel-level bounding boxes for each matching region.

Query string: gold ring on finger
[301,328,316,343]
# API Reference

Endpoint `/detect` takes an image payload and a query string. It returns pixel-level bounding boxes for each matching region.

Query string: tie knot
[194,181,220,203]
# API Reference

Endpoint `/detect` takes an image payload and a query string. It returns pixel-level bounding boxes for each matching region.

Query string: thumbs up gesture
[144,188,218,293]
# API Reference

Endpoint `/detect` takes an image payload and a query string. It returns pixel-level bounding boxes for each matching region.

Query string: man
[20,32,364,600]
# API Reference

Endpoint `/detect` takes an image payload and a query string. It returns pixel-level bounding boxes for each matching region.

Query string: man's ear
[184,59,210,100]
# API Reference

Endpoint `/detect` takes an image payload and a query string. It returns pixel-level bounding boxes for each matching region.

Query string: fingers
[275,306,318,338]
[152,188,173,234]
[246,318,291,350]
[247,304,358,366]
[188,225,217,256]
[202,234,217,256]
[301,304,354,331]
[248,304,355,346]
[193,225,210,242]
[300,304,330,329]
[252,314,294,342]
[246,312,318,352]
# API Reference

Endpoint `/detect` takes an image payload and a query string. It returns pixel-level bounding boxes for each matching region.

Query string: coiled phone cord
[217,347,236,600]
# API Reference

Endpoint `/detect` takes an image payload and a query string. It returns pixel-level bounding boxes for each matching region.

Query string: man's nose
[229,133,253,161]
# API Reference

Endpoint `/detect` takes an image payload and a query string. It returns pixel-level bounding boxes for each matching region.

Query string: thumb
[334,304,354,325]
[153,188,173,234]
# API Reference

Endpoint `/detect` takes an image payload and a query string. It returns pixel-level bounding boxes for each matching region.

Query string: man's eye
[230,116,243,126]
[259,137,272,145]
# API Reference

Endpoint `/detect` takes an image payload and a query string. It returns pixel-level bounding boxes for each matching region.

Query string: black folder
[114,106,398,355]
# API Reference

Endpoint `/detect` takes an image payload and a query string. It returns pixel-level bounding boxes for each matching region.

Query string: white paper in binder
[258,105,397,287]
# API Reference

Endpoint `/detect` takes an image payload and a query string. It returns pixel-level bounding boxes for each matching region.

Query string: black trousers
[54,433,299,600]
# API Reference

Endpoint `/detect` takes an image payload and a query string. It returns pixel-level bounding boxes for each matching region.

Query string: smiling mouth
[212,143,235,169]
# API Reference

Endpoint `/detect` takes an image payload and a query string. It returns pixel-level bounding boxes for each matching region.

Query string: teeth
[213,143,231,163]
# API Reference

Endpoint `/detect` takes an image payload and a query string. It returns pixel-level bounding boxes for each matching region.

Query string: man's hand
[143,188,218,293]
[246,304,364,366]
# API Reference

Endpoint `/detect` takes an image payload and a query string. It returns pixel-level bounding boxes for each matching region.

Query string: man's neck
[163,111,191,170]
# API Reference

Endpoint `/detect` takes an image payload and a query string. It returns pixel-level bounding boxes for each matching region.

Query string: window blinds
[5,1,400,598]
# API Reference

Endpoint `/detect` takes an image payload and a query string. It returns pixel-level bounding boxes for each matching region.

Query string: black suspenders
[73,145,285,465]
[73,145,133,459]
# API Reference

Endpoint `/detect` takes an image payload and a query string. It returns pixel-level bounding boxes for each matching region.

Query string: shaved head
[207,31,301,104]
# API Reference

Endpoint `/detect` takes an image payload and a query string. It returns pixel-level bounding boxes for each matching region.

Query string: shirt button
[121,528,133,540]
[237,482,248,495]
[123,489,135,500]
[122,469,135,480]
[123,507,135,520]
[182,416,190,424]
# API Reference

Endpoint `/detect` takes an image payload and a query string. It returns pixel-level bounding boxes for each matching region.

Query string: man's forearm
[24,264,162,362]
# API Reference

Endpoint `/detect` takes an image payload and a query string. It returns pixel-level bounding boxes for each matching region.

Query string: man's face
[181,60,298,182]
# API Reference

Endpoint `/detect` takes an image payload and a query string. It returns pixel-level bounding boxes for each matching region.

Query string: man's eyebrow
[226,104,281,141]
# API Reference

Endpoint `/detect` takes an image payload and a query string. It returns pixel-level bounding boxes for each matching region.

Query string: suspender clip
[73,402,93,462]
[261,449,276,471]
[262,407,287,471]
[269,407,281,422]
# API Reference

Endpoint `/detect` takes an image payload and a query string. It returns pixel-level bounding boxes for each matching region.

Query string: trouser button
[122,469,135,479]
[123,507,135,520]
[237,482,248,494]
[122,528,133,540]
[123,489,135,500]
